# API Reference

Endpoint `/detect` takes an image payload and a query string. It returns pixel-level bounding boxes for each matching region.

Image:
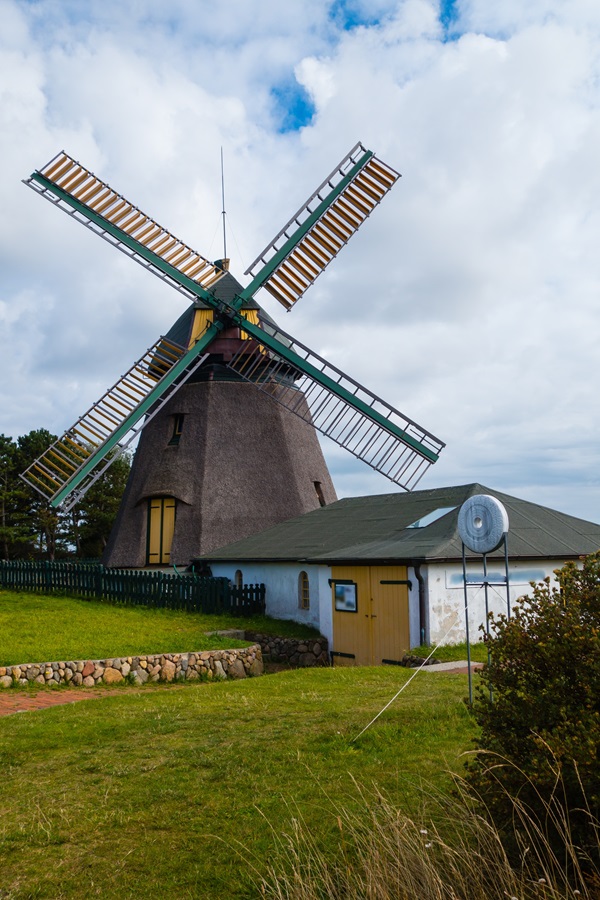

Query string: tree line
[0,430,130,561]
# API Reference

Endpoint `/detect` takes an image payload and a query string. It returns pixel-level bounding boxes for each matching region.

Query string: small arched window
[234,569,243,589]
[298,570,310,610]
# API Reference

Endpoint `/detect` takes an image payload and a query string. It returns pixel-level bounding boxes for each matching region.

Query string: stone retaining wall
[244,632,329,667]
[0,645,262,688]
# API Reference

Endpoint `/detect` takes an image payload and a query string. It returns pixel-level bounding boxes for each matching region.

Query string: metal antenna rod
[220,146,227,260]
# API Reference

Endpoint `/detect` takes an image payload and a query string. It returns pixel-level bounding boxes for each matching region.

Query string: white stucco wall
[210,556,570,656]
[208,561,333,643]
[426,559,564,646]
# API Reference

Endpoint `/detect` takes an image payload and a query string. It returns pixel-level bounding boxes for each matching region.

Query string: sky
[2,0,600,522]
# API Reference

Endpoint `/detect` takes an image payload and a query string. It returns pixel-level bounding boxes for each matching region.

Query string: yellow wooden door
[369,565,410,665]
[147,497,176,565]
[330,566,372,665]
[331,565,410,666]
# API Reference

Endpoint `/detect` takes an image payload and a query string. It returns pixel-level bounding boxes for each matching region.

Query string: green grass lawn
[0,590,318,666]
[0,665,477,897]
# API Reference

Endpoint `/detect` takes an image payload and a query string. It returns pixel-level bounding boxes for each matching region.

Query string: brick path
[0,689,116,716]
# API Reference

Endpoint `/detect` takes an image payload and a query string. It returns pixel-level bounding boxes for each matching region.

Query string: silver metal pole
[462,542,473,705]
[503,533,511,618]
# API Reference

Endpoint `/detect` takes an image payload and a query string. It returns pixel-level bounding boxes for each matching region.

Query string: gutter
[414,563,427,646]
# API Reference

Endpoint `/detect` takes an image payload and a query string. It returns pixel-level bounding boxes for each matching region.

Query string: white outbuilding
[200,484,600,665]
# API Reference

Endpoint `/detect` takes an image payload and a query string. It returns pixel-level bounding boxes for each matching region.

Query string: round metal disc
[457,494,509,553]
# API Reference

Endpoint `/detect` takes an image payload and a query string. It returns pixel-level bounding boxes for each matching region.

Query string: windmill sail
[24,152,225,305]
[242,142,399,310]
[20,143,444,512]
[225,314,444,491]
[20,330,218,511]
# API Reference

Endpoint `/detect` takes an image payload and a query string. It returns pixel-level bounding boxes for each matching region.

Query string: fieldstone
[19,678,28,686]
[83,676,95,687]
[103,667,124,684]
[64,668,73,682]
[160,660,177,682]
[51,662,59,671]
[26,668,38,681]
[121,662,131,678]
[11,666,21,680]
[299,652,316,667]
[34,674,45,685]
[0,676,12,688]
[185,669,199,681]
[213,660,226,680]
[72,672,83,686]
[82,662,95,678]
[0,667,5,677]
[139,659,148,669]
[44,669,54,681]
[248,658,263,677]
[227,659,247,679]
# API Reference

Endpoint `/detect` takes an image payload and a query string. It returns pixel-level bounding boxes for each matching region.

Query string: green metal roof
[201,483,600,564]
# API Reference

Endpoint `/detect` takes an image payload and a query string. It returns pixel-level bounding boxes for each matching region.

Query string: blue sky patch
[329,0,380,31]
[271,81,315,133]
[439,0,460,39]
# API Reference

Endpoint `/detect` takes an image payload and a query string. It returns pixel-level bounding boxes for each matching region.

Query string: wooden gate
[330,565,410,666]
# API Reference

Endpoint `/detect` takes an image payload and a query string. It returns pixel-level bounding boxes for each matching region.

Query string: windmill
[20,142,445,566]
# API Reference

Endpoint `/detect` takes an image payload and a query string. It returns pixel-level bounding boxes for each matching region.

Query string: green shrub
[466,551,600,871]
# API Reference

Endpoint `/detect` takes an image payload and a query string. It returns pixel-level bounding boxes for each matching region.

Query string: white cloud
[2,0,600,523]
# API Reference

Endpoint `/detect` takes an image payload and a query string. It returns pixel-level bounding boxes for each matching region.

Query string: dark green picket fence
[0,560,265,616]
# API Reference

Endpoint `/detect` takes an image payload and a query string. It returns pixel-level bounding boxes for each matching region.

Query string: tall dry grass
[259,763,600,900]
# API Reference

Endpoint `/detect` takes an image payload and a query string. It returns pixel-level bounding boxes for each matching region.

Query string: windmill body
[20,143,445,568]
[103,272,336,566]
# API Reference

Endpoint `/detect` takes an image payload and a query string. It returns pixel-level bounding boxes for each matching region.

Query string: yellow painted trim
[189,309,214,347]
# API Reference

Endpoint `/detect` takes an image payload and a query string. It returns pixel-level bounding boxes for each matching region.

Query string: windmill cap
[214,258,230,272]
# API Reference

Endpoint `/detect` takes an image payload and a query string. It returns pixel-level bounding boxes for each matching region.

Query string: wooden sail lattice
[244,142,400,310]
[20,337,193,509]
[24,152,225,303]
[226,318,444,491]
